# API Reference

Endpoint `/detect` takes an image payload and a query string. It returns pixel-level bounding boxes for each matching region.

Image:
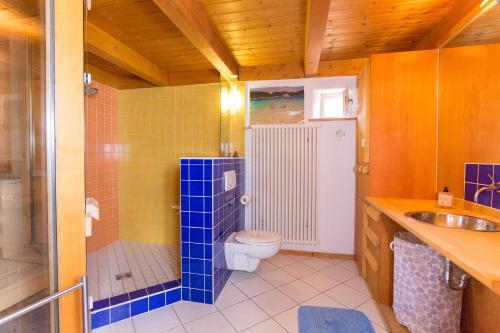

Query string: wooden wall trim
[278,249,355,260]
[239,63,305,81]
[85,64,153,90]
[414,0,495,49]
[239,58,367,81]
[317,58,368,77]
[168,69,220,86]
[153,0,239,79]
[85,64,221,89]
[54,0,86,331]
[84,22,169,86]
[304,0,331,77]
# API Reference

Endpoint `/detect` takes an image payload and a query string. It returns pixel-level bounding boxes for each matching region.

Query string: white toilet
[224,230,282,272]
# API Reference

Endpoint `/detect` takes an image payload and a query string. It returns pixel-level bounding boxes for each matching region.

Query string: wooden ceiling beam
[84,22,169,86]
[152,0,239,79]
[304,0,331,77]
[414,0,498,49]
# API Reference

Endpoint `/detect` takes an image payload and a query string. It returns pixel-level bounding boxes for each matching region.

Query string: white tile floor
[88,240,180,300]
[93,254,391,333]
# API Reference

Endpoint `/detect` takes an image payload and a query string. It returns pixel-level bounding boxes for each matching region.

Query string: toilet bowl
[224,230,282,272]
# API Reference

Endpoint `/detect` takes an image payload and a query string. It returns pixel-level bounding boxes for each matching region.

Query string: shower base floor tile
[95,257,391,333]
[88,240,180,301]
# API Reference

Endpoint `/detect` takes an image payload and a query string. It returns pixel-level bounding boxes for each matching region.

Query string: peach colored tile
[85,81,119,252]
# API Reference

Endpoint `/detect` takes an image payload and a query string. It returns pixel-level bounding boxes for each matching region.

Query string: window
[319,88,349,118]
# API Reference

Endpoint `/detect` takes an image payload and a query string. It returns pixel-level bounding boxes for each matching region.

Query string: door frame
[52,0,86,332]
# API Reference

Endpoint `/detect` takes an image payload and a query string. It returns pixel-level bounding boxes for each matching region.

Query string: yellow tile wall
[118,84,221,245]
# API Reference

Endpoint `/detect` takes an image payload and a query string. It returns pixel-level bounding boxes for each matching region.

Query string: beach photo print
[249,86,304,124]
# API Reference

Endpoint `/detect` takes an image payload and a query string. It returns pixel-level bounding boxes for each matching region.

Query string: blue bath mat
[298,306,375,333]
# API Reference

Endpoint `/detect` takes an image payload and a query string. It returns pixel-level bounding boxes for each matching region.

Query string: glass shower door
[0,0,57,331]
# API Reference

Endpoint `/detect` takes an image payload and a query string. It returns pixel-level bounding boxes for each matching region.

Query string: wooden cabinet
[362,203,404,305]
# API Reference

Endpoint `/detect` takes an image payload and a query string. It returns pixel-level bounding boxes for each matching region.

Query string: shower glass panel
[0,0,56,332]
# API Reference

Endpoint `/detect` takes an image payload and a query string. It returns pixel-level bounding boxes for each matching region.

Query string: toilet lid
[235,230,282,245]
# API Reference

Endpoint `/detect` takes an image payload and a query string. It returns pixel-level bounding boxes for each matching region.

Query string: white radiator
[251,124,319,245]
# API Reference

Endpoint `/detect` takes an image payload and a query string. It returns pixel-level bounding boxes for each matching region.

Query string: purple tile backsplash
[464,163,500,210]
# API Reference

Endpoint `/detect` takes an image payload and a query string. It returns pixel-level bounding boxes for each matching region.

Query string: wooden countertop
[366,197,500,296]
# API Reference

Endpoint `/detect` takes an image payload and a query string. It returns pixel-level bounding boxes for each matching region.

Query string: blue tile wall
[180,157,245,304]
[464,163,500,210]
[213,158,245,302]
[90,283,181,329]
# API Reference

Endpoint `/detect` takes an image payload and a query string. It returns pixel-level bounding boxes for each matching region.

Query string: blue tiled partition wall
[464,163,500,209]
[180,157,245,304]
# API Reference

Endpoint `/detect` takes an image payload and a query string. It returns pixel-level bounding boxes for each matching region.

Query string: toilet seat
[235,230,282,245]
[225,231,282,272]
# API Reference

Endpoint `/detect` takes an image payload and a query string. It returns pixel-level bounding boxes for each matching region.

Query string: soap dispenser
[438,187,454,208]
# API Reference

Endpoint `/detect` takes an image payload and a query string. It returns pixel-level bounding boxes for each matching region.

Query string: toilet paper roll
[240,194,251,205]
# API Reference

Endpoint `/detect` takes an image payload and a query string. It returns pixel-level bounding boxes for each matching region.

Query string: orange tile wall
[85,81,119,252]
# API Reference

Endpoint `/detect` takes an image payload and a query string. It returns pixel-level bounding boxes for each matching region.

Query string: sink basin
[405,211,500,232]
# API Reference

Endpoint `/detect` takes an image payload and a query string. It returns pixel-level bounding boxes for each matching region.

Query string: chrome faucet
[473,174,500,203]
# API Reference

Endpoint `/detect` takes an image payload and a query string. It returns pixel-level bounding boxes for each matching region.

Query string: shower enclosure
[0,0,57,331]
[82,32,244,318]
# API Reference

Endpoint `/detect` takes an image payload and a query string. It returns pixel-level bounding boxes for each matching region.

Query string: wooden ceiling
[198,0,307,67]
[445,4,500,47]
[87,0,213,72]
[82,0,499,88]
[322,0,458,60]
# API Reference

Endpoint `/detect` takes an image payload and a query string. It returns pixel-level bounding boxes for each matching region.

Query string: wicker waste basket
[392,232,463,333]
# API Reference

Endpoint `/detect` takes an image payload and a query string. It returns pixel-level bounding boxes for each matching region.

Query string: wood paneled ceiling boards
[83,0,498,88]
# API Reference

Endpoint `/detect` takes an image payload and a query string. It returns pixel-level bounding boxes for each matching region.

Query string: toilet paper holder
[240,194,251,205]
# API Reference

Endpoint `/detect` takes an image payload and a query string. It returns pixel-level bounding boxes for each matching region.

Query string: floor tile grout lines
[177,260,372,332]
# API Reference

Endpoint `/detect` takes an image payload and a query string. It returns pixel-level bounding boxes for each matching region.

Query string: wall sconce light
[221,86,229,113]
[228,85,242,115]
[221,84,242,115]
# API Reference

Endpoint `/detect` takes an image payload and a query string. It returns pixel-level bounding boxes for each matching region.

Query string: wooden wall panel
[54,0,86,331]
[0,41,12,173]
[437,43,500,198]
[461,279,500,333]
[369,50,438,199]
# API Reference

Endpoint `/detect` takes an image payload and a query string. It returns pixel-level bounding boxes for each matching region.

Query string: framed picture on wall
[249,86,304,125]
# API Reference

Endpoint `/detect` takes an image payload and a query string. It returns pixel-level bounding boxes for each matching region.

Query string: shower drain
[115,272,132,281]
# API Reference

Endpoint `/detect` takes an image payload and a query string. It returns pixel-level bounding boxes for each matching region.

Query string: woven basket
[392,232,463,333]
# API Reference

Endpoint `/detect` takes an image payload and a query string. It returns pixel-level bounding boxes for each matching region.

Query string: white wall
[243,77,357,254]
[289,120,356,254]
